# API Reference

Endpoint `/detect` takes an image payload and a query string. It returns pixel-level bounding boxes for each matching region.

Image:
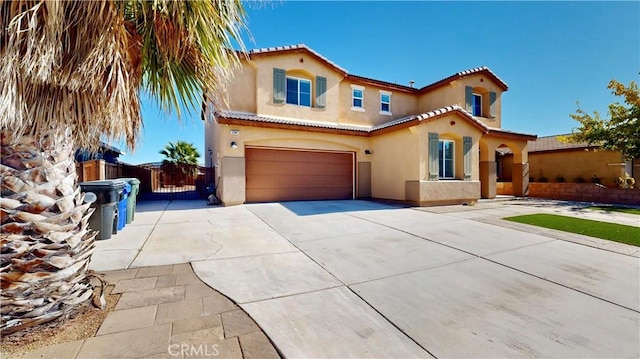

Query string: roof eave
[216,116,369,137]
[371,107,489,136]
[346,74,417,93]
[247,45,348,76]
[487,128,537,141]
[418,69,509,94]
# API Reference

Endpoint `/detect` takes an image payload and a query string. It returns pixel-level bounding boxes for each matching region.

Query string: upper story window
[465,86,497,118]
[438,140,455,179]
[351,84,365,112]
[353,89,363,107]
[286,77,311,107]
[472,93,482,116]
[274,68,326,108]
[379,90,392,116]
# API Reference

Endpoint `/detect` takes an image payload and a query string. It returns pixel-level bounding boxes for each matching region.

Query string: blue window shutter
[273,68,285,104]
[465,86,473,113]
[489,91,497,118]
[428,133,439,181]
[463,136,472,180]
[316,76,326,109]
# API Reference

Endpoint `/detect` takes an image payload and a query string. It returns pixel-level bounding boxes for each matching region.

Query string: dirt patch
[1,286,120,358]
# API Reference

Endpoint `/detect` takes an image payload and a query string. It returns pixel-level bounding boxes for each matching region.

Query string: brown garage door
[246,147,354,203]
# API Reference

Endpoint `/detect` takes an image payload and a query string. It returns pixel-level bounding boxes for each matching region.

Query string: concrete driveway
[91,199,640,358]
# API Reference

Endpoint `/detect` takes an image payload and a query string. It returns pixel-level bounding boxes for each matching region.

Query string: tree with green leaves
[561,80,640,160]
[0,0,247,334]
[160,140,201,178]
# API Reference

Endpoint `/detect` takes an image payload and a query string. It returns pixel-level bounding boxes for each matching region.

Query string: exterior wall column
[480,161,497,199]
[357,162,372,198]
[512,162,530,197]
[219,156,245,206]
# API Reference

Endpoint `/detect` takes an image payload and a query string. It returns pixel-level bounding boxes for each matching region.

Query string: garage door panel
[246,148,354,203]
[247,175,352,189]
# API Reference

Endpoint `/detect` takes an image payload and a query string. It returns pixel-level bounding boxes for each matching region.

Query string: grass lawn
[588,206,640,215]
[505,214,640,247]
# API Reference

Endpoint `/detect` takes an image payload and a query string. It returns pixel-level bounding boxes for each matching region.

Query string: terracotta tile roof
[247,44,348,75]
[216,106,491,135]
[418,66,509,92]
[346,74,417,93]
[371,105,489,133]
[216,110,369,133]
[497,134,592,155]
[243,45,506,94]
[487,127,537,141]
[528,134,594,152]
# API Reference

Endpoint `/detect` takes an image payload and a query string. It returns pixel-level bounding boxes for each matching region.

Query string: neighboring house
[75,142,124,181]
[204,44,536,206]
[499,135,638,188]
[75,141,124,164]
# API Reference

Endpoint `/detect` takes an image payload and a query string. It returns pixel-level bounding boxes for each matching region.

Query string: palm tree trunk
[1,130,97,335]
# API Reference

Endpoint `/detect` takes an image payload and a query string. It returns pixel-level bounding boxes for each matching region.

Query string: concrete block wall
[520,183,640,205]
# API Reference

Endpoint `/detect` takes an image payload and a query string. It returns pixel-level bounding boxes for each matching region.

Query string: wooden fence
[76,159,214,200]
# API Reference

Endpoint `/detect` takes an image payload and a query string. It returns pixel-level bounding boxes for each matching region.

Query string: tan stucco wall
[406,180,480,205]
[250,53,343,124]
[338,81,418,127]
[417,84,459,115]
[527,149,625,188]
[370,128,419,201]
[369,113,483,201]
[219,156,245,206]
[416,113,483,181]
[216,126,370,159]
[357,162,372,198]
[224,59,256,113]
[455,76,503,128]
[417,75,504,128]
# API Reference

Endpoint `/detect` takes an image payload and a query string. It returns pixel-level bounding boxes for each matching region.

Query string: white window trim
[286,76,312,107]
[439,139,455,179]
[472,93,482,117]
[379,90,392,116]
[351,84,365,112]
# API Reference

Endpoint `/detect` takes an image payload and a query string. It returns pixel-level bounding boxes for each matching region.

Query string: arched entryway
[479,130,536,199]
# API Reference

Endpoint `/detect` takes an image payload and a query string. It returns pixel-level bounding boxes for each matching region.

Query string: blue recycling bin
[114,181,131,233]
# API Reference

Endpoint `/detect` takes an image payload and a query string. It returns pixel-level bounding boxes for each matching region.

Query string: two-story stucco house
[204,44,536,206]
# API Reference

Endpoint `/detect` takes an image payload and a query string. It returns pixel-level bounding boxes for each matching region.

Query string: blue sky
[115,1,639,165]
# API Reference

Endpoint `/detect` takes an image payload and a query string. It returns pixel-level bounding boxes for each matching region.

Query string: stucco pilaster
[512,162,530,197]
[220,156,246,206]
[357,162,372,198]
[480,161,497,199]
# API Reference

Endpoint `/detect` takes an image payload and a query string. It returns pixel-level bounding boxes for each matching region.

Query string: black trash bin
[79,180,126,240]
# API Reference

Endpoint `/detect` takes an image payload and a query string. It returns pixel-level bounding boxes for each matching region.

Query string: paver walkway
[17,264,280,359]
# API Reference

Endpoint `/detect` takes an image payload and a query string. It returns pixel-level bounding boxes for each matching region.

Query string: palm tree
[160,140,201,185]
[0,0,247,334]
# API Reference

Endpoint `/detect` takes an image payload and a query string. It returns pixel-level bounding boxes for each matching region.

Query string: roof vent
[409,81,415,88]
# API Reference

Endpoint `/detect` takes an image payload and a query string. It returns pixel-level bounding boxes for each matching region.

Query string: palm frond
[126,0,247,119]
[0,0,247,151]
[0,0,143,151]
